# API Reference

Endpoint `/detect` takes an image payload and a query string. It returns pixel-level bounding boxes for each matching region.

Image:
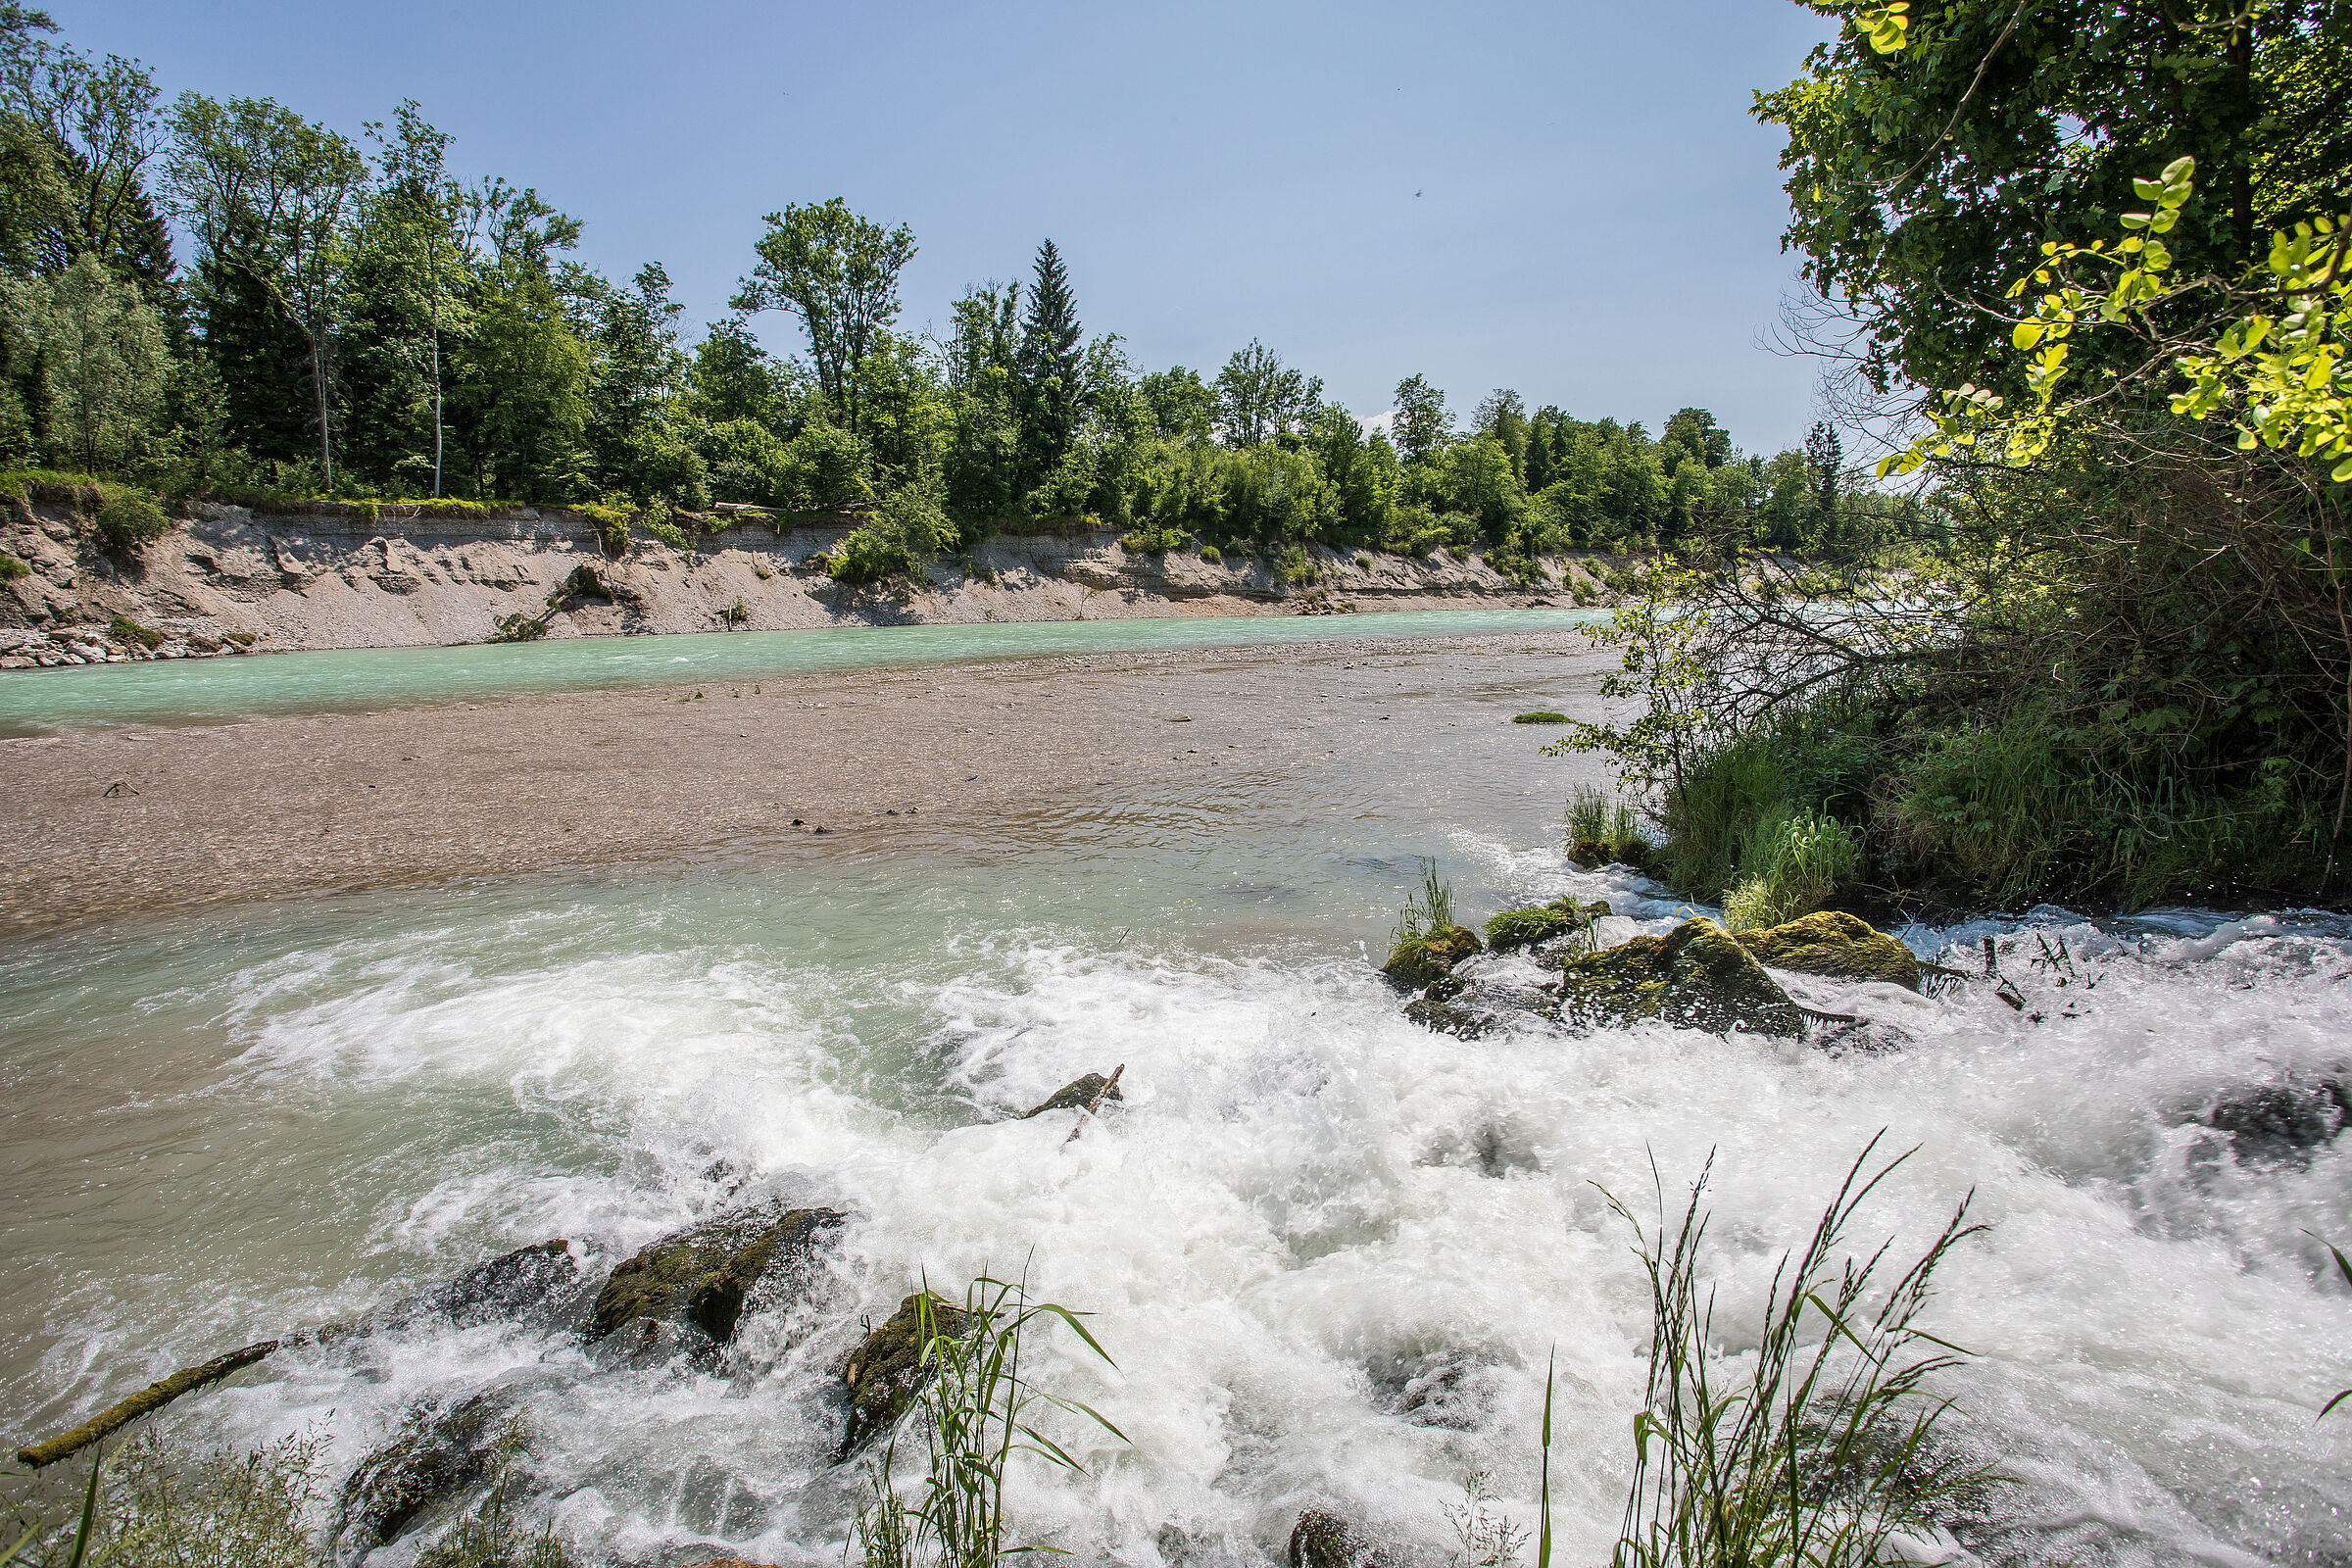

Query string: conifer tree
[1014,238,1081,490]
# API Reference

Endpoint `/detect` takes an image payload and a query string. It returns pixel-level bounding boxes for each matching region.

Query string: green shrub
[490,612,548,643]
[830,482,955,585]
[1275,544,1318,585]
[95,487,170,555]
[108,612,162,649]
[0,551,26,580]
[1719,808,1858,931]
[1513,711,1569,724]
[643,518,690,552]
[1119,524,1188,555]
[1354,555,1373,569]
[1200,544,1222,563]
[722,597,750,626]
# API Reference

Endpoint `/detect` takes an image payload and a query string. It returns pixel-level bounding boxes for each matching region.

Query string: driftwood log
[1062,1063,1127,1144]
[16,1340,281,1468]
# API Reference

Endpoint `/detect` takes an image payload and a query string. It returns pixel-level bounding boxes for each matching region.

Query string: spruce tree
[1014,238,1081,492]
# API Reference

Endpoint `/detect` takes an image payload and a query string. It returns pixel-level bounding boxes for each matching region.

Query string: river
[1,612,2347,1567]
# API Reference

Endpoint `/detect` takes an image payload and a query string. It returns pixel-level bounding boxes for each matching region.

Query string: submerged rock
[2205,1079,2351,1163]
[1484,897,1610,954]
[1021,1072,1123,1119]
[1289,1509,1385,1568]
[1550,917,1802,1038]
[1381,924,1483,990]
[590,1203,844,1347]
[1403,997,1494,1039]
[1736,910,1921,990]
[840,1292,972,1455]
[334,1372,564,1552]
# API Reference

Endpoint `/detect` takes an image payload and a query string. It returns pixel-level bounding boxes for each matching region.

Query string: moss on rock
[1735,910,1921,990]
[1484,897,1611,954]
[841,1292,973,1453]
[1289,1509,1384,1568]
[1551,916,1802,1037]
[1381,924,1483,990]
[589,1203,843,1345]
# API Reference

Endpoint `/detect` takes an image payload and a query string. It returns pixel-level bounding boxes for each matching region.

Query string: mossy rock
[1021,1072,1122,1118]
[1735,910,1920,990]
[1381,924,1482,990]
[841,1292,973,1454]
[1551,917,1802,1038]
[1289,1509,1385,1568]
[1484,897,1611,953]
[589,1203,843,1345]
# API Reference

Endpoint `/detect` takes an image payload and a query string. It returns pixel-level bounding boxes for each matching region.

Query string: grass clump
[1543,1138,1988,1568]
[1564,785,1651,867]
[3,1431,325,1568]
[107,613,162,650]
[1199,544,1222,564]
[1514,711,1570,725]
[851,1276,1123,1568]
[1719,808,1859,933]
[1383,858,1484,987]
[0,552,27,580]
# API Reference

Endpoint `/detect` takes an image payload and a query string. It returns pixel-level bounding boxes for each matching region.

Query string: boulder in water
[1021,1073,1123,1119]
[2204,1079,2351,1163]
[1484,897,1610,954]
[1404,997,1494,1039]
[333,1372,564,1551]
[1381,925,1483,990]
[1735,910,1921,990]
[1551,917,1802,1038]
[385,1239,588,1332]
[590,1203,844,1347]
[840,1292,972,1455]
[1289,1509,1386,1568]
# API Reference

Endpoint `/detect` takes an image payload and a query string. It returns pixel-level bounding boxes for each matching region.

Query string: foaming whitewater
[4,843,2350,1568]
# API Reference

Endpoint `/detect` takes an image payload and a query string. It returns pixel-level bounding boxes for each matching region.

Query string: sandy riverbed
[0,629,1613,930]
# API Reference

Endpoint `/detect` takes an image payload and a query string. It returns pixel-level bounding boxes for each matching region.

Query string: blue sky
[70,0,1839,454]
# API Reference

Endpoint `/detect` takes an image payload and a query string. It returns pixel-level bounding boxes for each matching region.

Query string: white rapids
[3,836,2349,1568]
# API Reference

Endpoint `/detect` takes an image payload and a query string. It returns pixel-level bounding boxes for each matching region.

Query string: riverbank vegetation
[1561,0,2352,914]
[0,7,1929,578]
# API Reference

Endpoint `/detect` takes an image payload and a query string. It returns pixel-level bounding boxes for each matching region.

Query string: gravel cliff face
[0,498,1584,665]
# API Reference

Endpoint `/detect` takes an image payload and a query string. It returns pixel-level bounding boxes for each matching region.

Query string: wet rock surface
[2203,1078,2351,1163]
[334,1372,564,1552]
[1736,910,1921,990]
[1020,1072,1123,1119]
[840,1292,972,1455]
[1550,916,1802,1038]
[589,1203,845,1347]
[1403,997,1494,1038]
[383,1239,590,1333]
